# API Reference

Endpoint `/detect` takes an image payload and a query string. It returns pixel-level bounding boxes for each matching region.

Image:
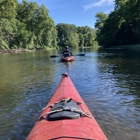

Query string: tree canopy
[0,0,57,50]
[56,23,97,48]
[0,0,97,50]
[95,0,140,48]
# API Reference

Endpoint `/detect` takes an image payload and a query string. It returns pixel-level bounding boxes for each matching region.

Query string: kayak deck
[26,73,107,140]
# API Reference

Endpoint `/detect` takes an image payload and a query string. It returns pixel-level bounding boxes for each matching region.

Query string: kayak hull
[61,56,75,62]
[26,74,107,140]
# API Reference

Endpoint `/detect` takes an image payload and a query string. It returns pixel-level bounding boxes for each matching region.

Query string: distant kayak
[61,56,75,62]
[26,73,107,140]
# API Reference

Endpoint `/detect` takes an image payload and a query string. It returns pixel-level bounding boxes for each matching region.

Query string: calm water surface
[0,49,140,140]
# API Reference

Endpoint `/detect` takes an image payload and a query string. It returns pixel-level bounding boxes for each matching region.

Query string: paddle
[50,55,59,58]
[50,54,85,58]
[75,54,85,56]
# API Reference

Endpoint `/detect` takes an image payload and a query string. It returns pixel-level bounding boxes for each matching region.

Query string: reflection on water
[0,49,140,140]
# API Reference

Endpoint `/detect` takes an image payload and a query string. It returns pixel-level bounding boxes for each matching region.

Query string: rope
[42,104,53,110]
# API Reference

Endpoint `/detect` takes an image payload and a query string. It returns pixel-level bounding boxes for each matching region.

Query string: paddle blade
[50,55,59,58]
[76,54,85,56]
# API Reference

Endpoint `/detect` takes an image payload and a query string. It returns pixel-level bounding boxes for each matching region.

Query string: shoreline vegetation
[0,1,97,51]
[105,44,140,50]
[0,46,58,54]
[0,49,34,54]
[0,1,140,52]
[1,44,140,54]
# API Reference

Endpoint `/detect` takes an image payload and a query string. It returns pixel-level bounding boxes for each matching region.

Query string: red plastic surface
[61,56,75,62]
[26,75,107,140]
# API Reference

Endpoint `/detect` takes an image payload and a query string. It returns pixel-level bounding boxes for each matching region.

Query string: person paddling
[63,46,73,58]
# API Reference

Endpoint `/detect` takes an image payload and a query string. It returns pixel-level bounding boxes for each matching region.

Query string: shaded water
[0,49,140,140]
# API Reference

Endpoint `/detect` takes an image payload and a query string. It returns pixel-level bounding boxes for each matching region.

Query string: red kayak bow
[26,73,107,140]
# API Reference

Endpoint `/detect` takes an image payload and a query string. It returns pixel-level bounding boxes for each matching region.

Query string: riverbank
[111,44,140,50]
[0,47,59,54]
[0,49,34,54]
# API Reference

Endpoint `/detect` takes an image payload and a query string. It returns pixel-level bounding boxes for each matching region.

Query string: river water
[0,48,140,140]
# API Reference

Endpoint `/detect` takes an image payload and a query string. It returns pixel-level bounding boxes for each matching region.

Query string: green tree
[0,0,18,49]
[78,33,84,47]
[97,10,125,47]
[56,23,79,48]
[77,26,97,47]
[16,0,57,49]
[96,0,140,47]
[123,0,140,44]
[95,12,108,31]
[114,0,129,10]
